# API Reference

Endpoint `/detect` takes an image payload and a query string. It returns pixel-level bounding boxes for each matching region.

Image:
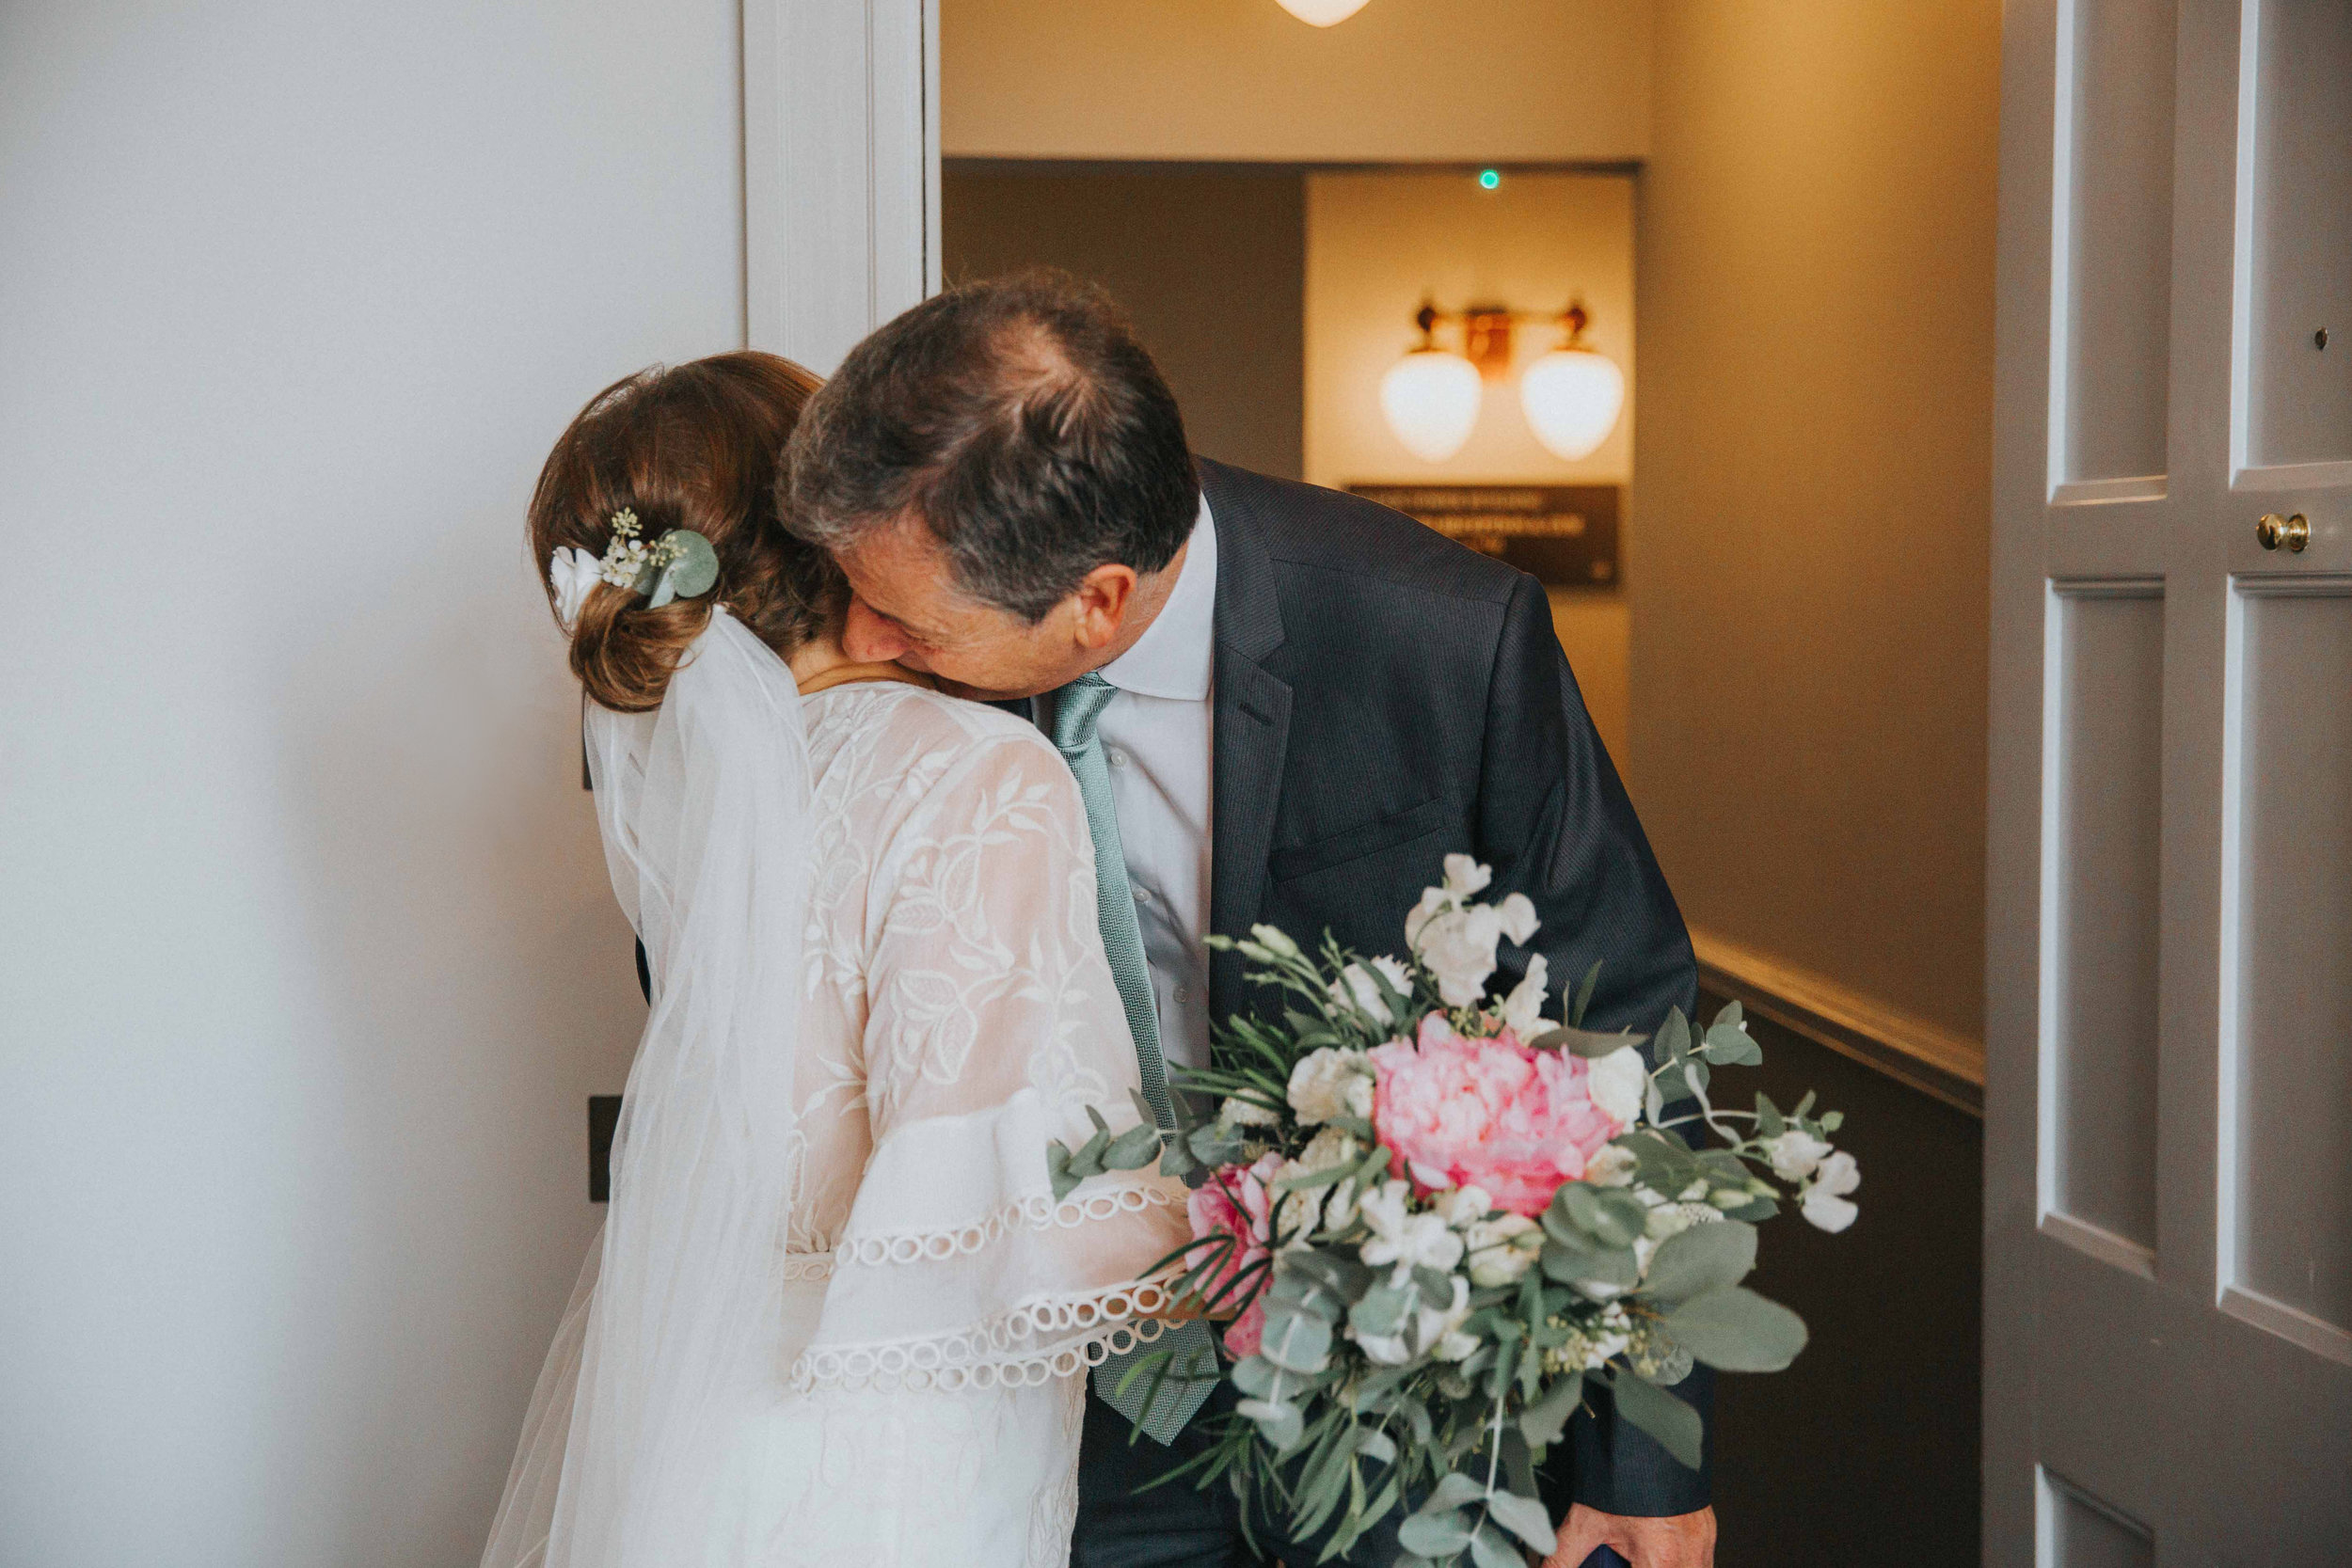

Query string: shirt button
[1107,747,1131,768]
[1132,886,1152,906]
[1175,984,1192,1004]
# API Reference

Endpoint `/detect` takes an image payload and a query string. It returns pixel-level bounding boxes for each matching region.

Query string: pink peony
[1187,1151,1283,1313]
[1221,1295,1267,1358]
[1370,1012,1625,1216]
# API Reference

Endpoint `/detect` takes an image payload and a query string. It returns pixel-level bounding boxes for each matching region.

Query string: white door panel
[1993,0,2352,1560]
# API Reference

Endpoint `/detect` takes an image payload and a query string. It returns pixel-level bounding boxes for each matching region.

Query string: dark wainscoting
[1701,990,1982,1566]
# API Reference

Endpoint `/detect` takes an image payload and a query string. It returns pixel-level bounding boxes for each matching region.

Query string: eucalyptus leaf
[1755,1091,1786,1137]
[1356,1428,1398,1465]
[1526,1023,1648,1059]
[1607,1370,1705,1471]
[1350,1285,1413,1338]
[1657,1007,1692,1063]
[1261,1310,1333,1374]
[1468,1520,1523,1568]
[1395,1511,1474,1556]
[1236,1398,1305,1453]
[1422,1471,1487,1513]
[1230,1354,1280,1400]
[1701,1022,1764,1066]
[1486,1490,1555,1553]
[1540,1237,1636,1289]
[660,530,719,598]
[1412,1265,1457,1308]
[1104,1123,1163,1169]
[1640,1221,1758,1307]
[1562,1184,1641,1249]
[1664,1286,1809,1372]
[1518,1371,1584,1447]
[1044,1141,1081,1201]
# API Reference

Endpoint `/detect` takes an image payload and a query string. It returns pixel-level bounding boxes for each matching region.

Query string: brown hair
[528,352,843,711]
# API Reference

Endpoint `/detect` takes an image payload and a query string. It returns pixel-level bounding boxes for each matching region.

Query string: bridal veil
[482,610,811,1568]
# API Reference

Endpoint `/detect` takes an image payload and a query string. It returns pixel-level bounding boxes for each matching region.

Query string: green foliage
[1663,1286,1809,1372]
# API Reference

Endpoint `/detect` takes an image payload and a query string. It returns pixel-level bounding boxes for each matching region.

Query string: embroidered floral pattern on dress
[723,684,1189,1565]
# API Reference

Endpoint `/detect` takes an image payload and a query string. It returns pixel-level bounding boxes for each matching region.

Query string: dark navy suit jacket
[1190,457,1711,1519]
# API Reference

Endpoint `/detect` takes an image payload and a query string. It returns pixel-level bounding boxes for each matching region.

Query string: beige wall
[943,0,1652,163]
[1306,170,1635,768]
[1630,0,2001,1039]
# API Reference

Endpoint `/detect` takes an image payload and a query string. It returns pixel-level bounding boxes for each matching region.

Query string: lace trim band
[830,1182,1181,1270]
[788,1281,1178,1394]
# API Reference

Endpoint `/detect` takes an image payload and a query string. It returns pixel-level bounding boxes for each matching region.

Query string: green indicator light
[1478,168,1502,190]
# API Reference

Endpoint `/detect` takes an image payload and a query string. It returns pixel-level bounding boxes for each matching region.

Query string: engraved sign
[1346,483,1622,587]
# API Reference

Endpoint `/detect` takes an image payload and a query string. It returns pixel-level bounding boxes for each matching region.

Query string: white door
[1989,0,2352,1561]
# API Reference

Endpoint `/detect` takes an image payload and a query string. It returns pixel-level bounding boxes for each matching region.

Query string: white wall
[943,0,1653,163]
[0,4,741,1562]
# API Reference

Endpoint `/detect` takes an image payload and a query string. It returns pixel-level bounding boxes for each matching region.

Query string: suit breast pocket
[1269,797,1453,886]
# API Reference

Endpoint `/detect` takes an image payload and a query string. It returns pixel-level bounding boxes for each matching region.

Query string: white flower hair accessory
[548,546,603,630]
[550,508,722,627]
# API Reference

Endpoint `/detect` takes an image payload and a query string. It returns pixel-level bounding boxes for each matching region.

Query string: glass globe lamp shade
[1518,347,1626,461]
[1277,0,1372,24]
[1379,349,1483,463]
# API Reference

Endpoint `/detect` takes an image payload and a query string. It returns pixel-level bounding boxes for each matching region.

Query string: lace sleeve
[791,721,1190,1394]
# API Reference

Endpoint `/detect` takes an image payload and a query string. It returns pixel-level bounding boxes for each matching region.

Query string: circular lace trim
[832,1183,1181,1270]
[788,1282,1178,1394]
[780,1253,834,1282]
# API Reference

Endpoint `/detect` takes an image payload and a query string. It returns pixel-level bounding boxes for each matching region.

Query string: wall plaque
[1347,483,1621,587]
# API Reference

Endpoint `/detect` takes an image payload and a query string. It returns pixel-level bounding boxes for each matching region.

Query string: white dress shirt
[1041,498,1217,1071]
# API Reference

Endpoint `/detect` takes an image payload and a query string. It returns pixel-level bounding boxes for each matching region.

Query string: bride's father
[783,270,1716,1568]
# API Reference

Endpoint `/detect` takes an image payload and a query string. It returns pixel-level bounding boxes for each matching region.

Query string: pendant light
[1518,302,1626,461]
[1276,0,1372,24]
[1379,302,1483,462]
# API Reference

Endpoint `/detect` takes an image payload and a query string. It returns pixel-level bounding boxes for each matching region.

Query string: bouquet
[1048,855,1860,1566]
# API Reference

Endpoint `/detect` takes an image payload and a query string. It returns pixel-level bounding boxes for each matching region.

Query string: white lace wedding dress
[482,623,1188,1568]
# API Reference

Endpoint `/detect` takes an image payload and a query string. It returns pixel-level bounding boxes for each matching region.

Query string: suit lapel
[1202,460,1291,1022]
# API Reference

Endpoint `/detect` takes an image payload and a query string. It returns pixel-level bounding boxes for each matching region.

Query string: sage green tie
[1051,672,1220,1442]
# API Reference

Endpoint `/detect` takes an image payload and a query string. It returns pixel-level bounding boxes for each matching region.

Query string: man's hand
[1542,1503,1716,1567]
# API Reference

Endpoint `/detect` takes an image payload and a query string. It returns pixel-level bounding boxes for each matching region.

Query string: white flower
[1218,1096,1281,1131]
[1287,1046,1375,1125]
[1436,1185,1493,1228]
[1412,903,1509,1007]
[1464,1212,1540,1286]
[1802,1150,1861,1233]
[1645,1200,1722,1242]
[1584,1144,1639,1188]
[1330,955,1414,1024]
[1248,923,1301,959]
[1353,1274,1476,1365]
[1587,1044,1650,1128]
[1402,858,1545,1009]
[549,546,604,629]
[1498,954,1550,1037]
[1442,853,1492,897]
[1271,1128,1361,1243]
[1494,892,1539,946]
[1358,1180,1464,1284]
[1766,1128,1835,1182]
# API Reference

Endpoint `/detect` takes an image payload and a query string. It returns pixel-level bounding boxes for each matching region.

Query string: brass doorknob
[2257,513,2310,552]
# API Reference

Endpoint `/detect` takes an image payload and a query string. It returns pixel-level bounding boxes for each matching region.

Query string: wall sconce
[1378,298,1626,465]
[1276,0,1372,24]
[1379,302,1484,462]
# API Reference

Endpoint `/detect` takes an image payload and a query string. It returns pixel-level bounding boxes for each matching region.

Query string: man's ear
[1070,563,1140,652]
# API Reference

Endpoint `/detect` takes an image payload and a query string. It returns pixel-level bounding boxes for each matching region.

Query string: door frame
[742,0,940,372]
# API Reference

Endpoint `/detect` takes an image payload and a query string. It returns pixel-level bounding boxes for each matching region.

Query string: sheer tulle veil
[482,610,810,1568]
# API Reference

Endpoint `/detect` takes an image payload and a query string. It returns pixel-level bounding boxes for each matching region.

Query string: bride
[480,351,1189,1568]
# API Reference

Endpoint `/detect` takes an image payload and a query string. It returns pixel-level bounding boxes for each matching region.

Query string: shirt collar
[1101,494,1216,702]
